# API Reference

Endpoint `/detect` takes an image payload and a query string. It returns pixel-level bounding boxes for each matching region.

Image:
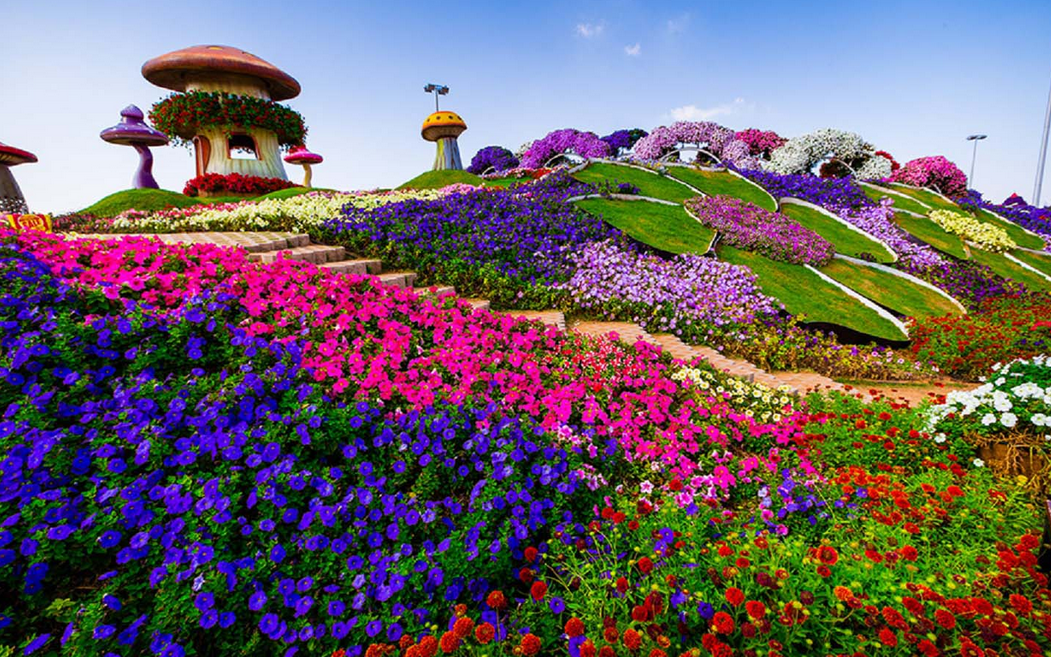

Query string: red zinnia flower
[530,580,548,602]
[815,545,838,565]
[452,617,473,639]
[603,626,619,643]
[934,609,956,630]
[520,633,542,656]
[746,600,767,619]
[486,590,507,609]
[712,611,734,634]
[623,628,642,651]
[565,617,585,638]
[878,628,898,647]
[599,647,616,657]
[637,557,654,575]
[524,546,538,562]
[519,567,534,584]
[439,631,460,654]
[725,587,745,606]
[475,623,495,644]
[1009,594,1033,615]
[580,641,597,657]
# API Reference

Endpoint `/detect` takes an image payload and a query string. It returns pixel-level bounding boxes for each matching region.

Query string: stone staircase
[84,231,849,397]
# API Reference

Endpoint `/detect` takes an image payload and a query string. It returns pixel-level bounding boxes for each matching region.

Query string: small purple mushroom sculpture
[100,105,169,189]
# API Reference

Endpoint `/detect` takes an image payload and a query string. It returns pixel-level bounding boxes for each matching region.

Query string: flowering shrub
[520,129,610,168]
[685,196,835,265]
[890,156,968,198]
[958,190,1051,240]
[739,168,873,210]
[633,121,757,168]
[927,209,1017,252]
[466,145,519,174]
[599,128,648,154]
[183,172,298,197]
[874,149,900,172]
[911,295,1051,378]
[765,128,882,177]
[734,128,786,159]
[150,91,307,147]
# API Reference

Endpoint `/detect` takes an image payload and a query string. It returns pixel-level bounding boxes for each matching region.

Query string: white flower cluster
[671,365,794,424]
[927,354,1051,437]
[765,128,883,177]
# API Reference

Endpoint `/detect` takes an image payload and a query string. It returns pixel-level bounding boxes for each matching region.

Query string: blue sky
[3,0,1051,212]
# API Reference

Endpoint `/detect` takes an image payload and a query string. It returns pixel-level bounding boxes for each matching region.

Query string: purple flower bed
[520,129,610,168]
[837,199,944,268]
[896,257,1029,311]
[685,196,835,266]
[466,146,519,175]
[559,239,783,336]
[957,190,1051,242]
[738,168,872,210]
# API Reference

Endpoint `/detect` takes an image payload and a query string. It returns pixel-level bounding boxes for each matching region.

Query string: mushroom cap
[284,146,323,165]
[100,105,170,147]
[421,111,467,141]
[142,45,301,101]
[0,141,38,166]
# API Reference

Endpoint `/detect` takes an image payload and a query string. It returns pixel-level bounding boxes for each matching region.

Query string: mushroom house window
[228,134,259,160]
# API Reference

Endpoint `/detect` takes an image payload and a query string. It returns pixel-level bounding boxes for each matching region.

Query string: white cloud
[624,43,641,56]
[667,13,690,34]
[668,98,751,121]
[576,22,605,38]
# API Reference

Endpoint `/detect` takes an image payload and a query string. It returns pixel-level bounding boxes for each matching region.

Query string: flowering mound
[519,129,610,168]
[927,209,1016,253]
[685,195,835,266]
[633,121,757,168]
[739,168,872,210]
[466,145,519,175]
[765,128,890,180]
[183,173,298,197]
[891,156,968,198]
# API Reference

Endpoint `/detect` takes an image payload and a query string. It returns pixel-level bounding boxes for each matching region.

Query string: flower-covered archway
[632,121,758,168]
[765,128,892,180]
[520,129,611,168]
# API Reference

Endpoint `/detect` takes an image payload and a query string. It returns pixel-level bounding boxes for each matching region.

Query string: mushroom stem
[132,144,160,189]
[0,165,29,214]
[301,163,312,188]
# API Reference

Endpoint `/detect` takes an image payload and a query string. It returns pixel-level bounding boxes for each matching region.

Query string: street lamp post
[1035,73,1051,206]
[966,134,987,190]
[423,83,449,112]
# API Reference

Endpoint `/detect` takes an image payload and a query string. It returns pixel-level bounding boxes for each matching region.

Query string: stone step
[462,298,491,311]
[319,258,383,275]
[249,244,345,265]
[376,271,418,288]
[416,284,457,296]
[503,310,567,331]
[571,320,653,345]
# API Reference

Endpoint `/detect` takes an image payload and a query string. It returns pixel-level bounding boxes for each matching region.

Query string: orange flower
[565,617,585,638]
[833,586,854,602]
[815,545,838,565]
[439,631,460,654]
[623,628,643,651]
[452,617,473,639]
[486,590,507,610]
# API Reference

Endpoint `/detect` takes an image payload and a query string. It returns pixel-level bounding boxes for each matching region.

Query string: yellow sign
[4,214,52,232]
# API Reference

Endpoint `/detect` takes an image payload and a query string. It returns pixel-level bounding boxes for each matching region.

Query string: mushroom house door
[193,136,211,177]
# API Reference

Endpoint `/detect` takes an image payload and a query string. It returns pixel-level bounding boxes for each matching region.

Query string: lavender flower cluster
[685,196,835,266]
[558,240,783,336]
[836,199,944,268]
[632,121,758,168]
[466,146,519,175]
[600,129,648,155]
[520,129,611,168]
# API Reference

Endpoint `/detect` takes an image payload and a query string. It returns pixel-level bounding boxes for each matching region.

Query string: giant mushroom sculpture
[142,45,303,180]
[284,146,322,187]
[0,142,37,214]
[422,111,467,171]
[100,105,169,189]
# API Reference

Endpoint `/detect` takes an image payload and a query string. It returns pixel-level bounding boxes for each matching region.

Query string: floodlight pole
[1035,72,1051,206]
[424,83,449,112]
[966,134,987,190]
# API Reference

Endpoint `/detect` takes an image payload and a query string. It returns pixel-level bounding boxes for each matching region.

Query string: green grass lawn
[781,203,896,263]
[572,163,697,204]
[972,207,1047,250]
[859,182,931,216]
[397,169,484,190]
[969,248,1051,292]
[1010,249,1051,278]
[887,183,961,212]
[79,189,201,217]
[575,198,715,254]
[717,245,908,341]
[665,167,777,211]
[820,258,962,320]
[893,212,970,259]
[481,177,533,188]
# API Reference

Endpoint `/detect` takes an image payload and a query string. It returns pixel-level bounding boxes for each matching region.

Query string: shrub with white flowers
[926,354,1051,438]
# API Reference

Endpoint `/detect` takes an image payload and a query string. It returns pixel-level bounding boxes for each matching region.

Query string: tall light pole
[423,83,449,112]
[1034,72,1051,206]
[966,134,987,190]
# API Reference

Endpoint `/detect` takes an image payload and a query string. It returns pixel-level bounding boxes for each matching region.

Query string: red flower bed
[183,173,298,197]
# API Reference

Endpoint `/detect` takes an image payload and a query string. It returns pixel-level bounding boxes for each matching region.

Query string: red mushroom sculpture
[0,141,38,214]
[284,146,322,187]
[100,105,169,189]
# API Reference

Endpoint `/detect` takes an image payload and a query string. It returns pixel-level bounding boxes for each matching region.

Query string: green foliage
[572,163,696,204]
[666,167,777,211]
[820,258,962,320]
[396,170,484,190]
[575,198,715,254]
[78,188,201,218]
[781,203,896,263]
